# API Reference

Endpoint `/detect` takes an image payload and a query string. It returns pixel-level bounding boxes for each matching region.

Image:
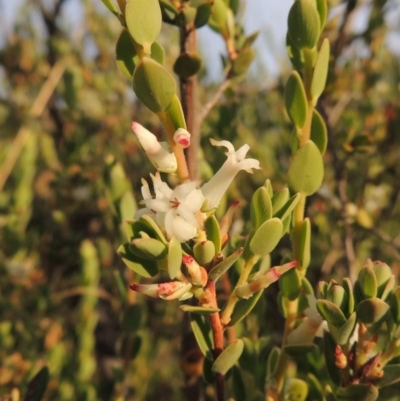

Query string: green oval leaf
[168,236,182,279]
[285,71,308,129]
[279,268,301,301]
[167,94,187,130]
[271,188,289,215]
[283,379,309,401]
[117,243,159,277]
[228,291,263,326]
[300,217,311,270]
[173,52,202,79]
[288,140,324,195]
[311,38,330,102]
[208,248,243,282]
[337,312,357,345]
[190,313,213,357]
[251,186,273,230]
[231,48,255,76]
[315,0,328,31]
[357,298,389,325]
[125,0,162,54]
[274,192,301,221]
[204,215,221,254]
[133,57,176,113]
[194,240,215,267]
[250,218,283,256]
[212,339,244,375]
[316,299,347,327]
[195,3,212,28]
[336,384,379,401]
[100,0,119,16]
[357,266,378,299]
[116,29,138,79]
[130,238,167,260]
[288,0,321,49]
[310,109,328,155]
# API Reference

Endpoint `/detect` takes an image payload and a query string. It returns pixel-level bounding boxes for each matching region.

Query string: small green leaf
[310,109,328,155]
[139,215,168,244]
[342,278,355,315]
[264,179,273,198]
[357,266,378,299]
[284,71,308,129]
[311,38,330,102]
[316,299,347,327]
[315,0,328,31]
[279,268,301,301]
[204,215,221,254]
[125,0,162,54]
[117,243,159,277]
[323,331,340,386]
[167,95,187,130]
[150,41,165,65]
[286,33,305,71]
[180,305,220,314]
[212,339,244,375]
[374,364,400,388]
[267,346,281,379]
[336,384,379,401]
[159,0,179,24]
[133,57,176,113]
[326,285,349,312]
[357,298,389,325]
[271,188,289,215]
[390,286,400,324]
[194,3,212,28]
[337,312,357,345]
[250,218,283,256]
[251,186,273,230]
[130,238,167,260]
[274,192,301,221]
[190,313,213,357]
[371,261,393,298]
[25,367,49,401]
[299,218,311,270]
[288,0,321,49]
[168,237,182,279]
[228,291,263,326]
[116,29,138,78]
[173,52,202,79]
[288,140,324,195]
[242,31,259,49]
[194,240,215,267]
[284,379,309,401]
[231,48,255,76]
[208,248,243,282]
[122,304,143,332]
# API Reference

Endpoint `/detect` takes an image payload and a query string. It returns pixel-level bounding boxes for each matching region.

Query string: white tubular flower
[134,173,205,243]
[287,295,328,345]
[132,122,177,173]
[201,139,260,210]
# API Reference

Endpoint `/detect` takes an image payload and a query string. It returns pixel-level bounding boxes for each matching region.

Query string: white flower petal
[209,138,235,154]
[183,189,205,213]
[171,215,197,242]
[177,204,201,229]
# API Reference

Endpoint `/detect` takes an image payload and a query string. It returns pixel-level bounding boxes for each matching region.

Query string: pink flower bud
[173,128,191,148]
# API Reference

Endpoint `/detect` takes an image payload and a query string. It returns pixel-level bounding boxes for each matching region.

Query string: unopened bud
[335,345,348,369]
[132,122,177,173]
[173,128,191,148]
[182,255,207,286]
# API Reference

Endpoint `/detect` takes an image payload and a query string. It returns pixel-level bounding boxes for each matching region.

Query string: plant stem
[205,280,225,401]
[220,256,258,326]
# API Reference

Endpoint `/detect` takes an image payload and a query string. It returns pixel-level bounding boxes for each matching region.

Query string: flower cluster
[132,122,260,243]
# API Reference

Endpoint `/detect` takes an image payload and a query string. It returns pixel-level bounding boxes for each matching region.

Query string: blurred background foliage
[0,0,400,400]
